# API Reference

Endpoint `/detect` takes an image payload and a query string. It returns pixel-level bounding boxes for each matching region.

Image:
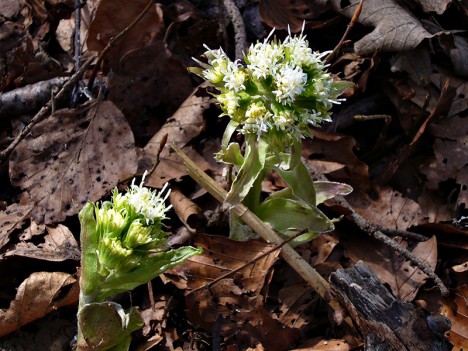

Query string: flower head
[190,29,351,149]
[93,172,172,276]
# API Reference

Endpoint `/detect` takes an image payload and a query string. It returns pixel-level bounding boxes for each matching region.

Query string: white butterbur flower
[273,65,308,104]
[190,26,350,146]
[223,63,246,92]
[126,171,171,225]
[218,91,239,116]
[246,41,283,79]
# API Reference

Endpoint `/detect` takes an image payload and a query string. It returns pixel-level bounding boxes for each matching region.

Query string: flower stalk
[190,28,353,243]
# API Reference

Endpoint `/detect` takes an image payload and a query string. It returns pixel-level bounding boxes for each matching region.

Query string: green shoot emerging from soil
[190,28,352,243]
[76,172,201,350]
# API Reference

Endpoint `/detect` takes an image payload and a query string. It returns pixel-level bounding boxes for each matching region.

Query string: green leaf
[96,246,202,301]
[276,160,316,206]
[257,197,334,236]
[221,120,239,151]
[216,142,244,166]
[225,137,268,206]
[314,181,353,205]
[78,302,143,351]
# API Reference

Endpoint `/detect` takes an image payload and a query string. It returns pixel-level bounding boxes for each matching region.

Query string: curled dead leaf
[0,203,33,251]
[0,271,79,337]
[440,285,468,349]
[3,224,80,261]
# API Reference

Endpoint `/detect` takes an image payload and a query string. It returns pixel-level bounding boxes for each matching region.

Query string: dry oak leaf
[440,285,468,350]
[0,271,79,337]
[420,115,468,208]
[9,100,137,224]
[411,0,452,14]
[87,0,164,70]
[259,0,330,32]
[162,234,298,349]
[3,224,80,261]
[343,235,438,301]
[0,203,33,251]
[347,187,427,230]
[141,85,211,188]
[331,0,433,54]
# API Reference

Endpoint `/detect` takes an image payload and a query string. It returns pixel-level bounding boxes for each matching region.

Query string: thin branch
[325,0,363,64]
[0,55,96,164]
[87,0,155,90]
[324,180,449,296]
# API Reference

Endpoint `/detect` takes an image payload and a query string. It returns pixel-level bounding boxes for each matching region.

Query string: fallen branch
[221,0,247,61]
[330,262,451,350]
[0,77,68,117]
[325,0,363,64]
[0,55,96,164]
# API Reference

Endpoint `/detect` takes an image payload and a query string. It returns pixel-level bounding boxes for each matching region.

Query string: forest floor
[0,0,467,350]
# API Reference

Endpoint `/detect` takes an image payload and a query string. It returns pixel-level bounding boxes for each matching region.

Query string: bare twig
[379,227,429,242]
[221,0,247,61]
[171,144,344,313]
[317,174,449,296]
[325,0,363,64]
[87,0,155,90]
[0,55,96,164]
[71,0,82,106]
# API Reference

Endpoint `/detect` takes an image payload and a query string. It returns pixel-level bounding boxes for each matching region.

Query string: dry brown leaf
[420,116,468,208]
[108,41,194,138]
[141,85,211,188]
[0,203,33,251]
[330,0,433,54]
[259,0,330,32]
[0,271,79,337]
[163,234,298,349]
[411,0,452,14]
[169,188,205,231]
[3,224,80,261]
[291,337,358,350]
[9,100,137,224]
[302,130,369,190]
[343,235,438,301]
[87,0,164,69]
[348,187,427,230]
[440,285,468,350]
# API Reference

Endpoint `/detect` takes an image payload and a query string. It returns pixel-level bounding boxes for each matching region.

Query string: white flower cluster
[125,171,171,225]
[191,29,349,145]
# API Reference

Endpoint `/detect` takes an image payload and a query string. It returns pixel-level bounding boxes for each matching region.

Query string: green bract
[190,29,353,244]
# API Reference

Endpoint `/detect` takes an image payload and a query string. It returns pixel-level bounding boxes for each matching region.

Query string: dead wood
[0,77,68,117]
[329,261,452,351]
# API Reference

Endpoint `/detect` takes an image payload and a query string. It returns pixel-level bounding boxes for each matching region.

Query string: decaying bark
[330,261,452,351]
